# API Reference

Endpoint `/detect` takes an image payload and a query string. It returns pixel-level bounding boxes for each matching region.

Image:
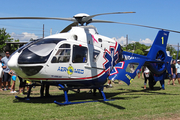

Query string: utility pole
[50,28,52,35]
[176,43,179,60]
[126,35,128,51]
[43,24,44,38]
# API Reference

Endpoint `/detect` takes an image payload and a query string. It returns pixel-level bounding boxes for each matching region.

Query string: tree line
[121,41,179,59]
[0,28,20,53]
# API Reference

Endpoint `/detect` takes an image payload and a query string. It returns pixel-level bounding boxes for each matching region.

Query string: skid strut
[54,84,113,105]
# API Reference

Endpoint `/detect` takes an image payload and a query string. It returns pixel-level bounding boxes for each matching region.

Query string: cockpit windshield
[18,38,65,64]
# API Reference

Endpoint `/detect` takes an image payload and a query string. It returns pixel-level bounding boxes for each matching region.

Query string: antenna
[43,24,44,38]
[126,35,128,51]
[176,43,179,60]
[50,28,52,35]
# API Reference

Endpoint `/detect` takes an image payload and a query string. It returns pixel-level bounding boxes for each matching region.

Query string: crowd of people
[140,59,180,90]
[0,51,26,94]
[168,59,180,85]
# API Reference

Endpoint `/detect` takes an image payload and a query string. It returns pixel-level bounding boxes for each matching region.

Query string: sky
[0,0,180,47]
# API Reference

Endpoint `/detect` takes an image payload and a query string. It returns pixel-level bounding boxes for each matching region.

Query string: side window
[72,45,88,63]
[93,50,100,62]
[51,44,71,63]
[126,63,139,73]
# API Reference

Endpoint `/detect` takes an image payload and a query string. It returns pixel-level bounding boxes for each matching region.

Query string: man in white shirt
[176,59,180,84]
[143,66,150,89]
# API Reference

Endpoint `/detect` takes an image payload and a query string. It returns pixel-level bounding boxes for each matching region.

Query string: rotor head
[73,13,90,25]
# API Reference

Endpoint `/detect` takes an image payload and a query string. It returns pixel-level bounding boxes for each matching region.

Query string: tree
[0,28,12,52]
[166,45,176,56]
[123,42,151,55]
[10,39,20,52]
[166,44,179,59]
[134,49,144,55]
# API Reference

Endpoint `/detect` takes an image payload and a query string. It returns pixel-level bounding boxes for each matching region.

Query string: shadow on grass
[117,87,180,96]
[12,91,142,109]
[12,85,179,109]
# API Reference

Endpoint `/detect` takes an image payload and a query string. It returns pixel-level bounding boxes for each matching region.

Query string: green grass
[0,77,180,120]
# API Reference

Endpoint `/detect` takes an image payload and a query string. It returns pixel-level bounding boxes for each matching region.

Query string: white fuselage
[8,26,120,86]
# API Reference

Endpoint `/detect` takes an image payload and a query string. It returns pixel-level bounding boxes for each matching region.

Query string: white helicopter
[1,12,178,105]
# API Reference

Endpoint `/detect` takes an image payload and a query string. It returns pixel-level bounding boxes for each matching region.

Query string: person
[1,51,11,90]
[9,70,17,93]
[26,80,31,92]
[136,69,141,78]
[40,82,50,97]
[168,60,176,85]
[129,63,134,73]
[18,76,26,95]
[0,55,4,91]
[143,66,150,89]
[176,59,180,84]
[141,67,144,79]
[107,79,112,87]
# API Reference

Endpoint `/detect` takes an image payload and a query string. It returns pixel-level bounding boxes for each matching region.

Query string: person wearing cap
[176,59,180,84]
[1,51,11,90]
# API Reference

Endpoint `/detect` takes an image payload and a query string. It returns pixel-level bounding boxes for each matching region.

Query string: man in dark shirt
[168,60,176,85]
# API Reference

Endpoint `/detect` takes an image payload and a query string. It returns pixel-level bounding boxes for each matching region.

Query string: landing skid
[15,82,114,105]
[54,84,114,105]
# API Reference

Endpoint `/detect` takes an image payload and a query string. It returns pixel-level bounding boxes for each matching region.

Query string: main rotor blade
[82,12,135,22]
[60,22,78,33]
[0,17,76,22]
[92,19,180,33]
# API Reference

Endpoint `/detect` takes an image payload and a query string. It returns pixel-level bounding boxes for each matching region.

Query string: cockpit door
[45,42,72,78]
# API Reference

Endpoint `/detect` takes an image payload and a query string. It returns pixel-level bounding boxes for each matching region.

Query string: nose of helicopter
[8,52,44,77]
[7,52,19,70]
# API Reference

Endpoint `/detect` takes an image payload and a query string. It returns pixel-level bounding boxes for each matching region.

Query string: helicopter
[1,12,178,105]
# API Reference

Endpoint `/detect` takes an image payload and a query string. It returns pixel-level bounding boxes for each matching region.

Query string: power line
[0,23,42,29]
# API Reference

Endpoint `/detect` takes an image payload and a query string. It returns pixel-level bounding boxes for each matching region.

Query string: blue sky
[0,0,180,47]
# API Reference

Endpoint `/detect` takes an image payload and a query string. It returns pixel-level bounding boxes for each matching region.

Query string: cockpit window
[29,43,55,56]
[51,44,71,63]
[18,38,65,64]
[28,38,63,56]
[72,45,88,63]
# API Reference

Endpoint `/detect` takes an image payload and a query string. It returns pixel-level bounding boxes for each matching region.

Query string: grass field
[0,77,180,120]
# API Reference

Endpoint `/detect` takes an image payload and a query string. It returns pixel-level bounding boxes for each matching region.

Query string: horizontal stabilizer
[109,58,146,85]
